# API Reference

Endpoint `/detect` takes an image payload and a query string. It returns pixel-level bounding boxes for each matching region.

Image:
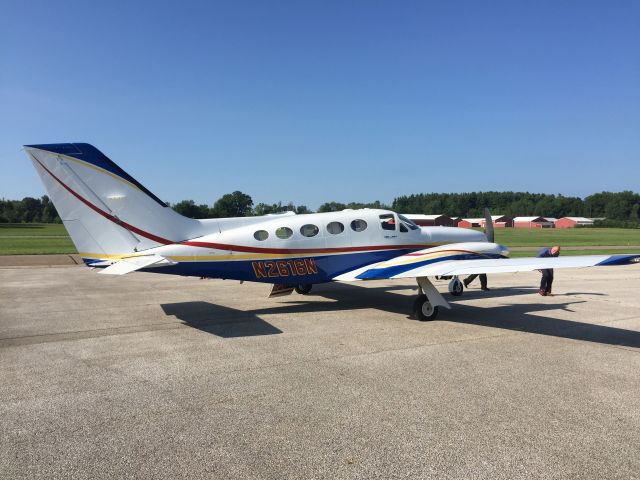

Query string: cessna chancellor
[25,143,640,320]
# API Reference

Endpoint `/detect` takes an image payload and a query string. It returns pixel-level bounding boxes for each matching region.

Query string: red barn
[458,215,513,229]
[402,214,454,227]
[555,217,595,229]
[459,218,483,228]
[513,216,554,228]
[490,215,514,228]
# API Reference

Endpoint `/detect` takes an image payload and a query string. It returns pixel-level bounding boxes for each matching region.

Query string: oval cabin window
[350,219,367,232]
[254,230,269,241]
[275,227,293,239]
[326,221,344,234]
[300,224,319,237]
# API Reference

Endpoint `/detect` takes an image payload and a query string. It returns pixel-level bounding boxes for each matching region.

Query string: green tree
[252,203,276,216]
[172,200,210,219]
[0,199,12,223]
[18,197,42,223]
[318,202,347,212]
[40,195,60,223]
[253,202,311,216]
[211,191,254,217]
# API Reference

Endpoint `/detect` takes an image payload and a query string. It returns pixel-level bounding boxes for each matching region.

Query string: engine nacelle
[411,242,510,259]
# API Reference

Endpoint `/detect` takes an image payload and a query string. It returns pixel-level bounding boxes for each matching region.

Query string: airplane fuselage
[89,209,488,284]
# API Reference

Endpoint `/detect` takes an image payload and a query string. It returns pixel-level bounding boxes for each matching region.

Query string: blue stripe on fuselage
[94,249,419,284]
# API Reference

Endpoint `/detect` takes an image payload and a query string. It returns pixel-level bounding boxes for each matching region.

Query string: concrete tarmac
[1,265,639,479]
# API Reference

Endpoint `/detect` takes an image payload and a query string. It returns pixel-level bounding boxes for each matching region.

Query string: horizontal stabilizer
[98,255,176,275]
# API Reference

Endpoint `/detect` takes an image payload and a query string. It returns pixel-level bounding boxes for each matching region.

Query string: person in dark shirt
[537,245,561,296]
[463,274,489,291]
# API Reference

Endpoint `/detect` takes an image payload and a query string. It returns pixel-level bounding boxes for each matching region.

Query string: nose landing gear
[448,276,464,296]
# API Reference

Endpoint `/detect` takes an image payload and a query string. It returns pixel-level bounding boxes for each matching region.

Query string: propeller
[484,208,495,243]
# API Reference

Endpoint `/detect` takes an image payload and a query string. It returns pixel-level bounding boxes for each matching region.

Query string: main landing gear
[413,277,452,321]
[295,284,313,295]
[413,294,439,321]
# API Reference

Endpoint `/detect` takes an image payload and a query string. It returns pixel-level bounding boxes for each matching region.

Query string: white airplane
[25,143,640,320]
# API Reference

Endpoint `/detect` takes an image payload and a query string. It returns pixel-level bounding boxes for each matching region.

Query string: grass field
[494,227,640,246]
[0,224,76,255]
[0,223,69,236]
[1,224,639,256]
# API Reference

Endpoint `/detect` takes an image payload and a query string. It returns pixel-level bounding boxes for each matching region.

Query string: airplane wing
[334,252,640,281]
[96,254,176,275]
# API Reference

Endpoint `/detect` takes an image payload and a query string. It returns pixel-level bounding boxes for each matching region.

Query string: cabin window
[326,221,344,234]
[275,227,293,239]
[254,230,269,241]
[400,223,408,233]
[300,224,319,237]
[379,214,396,231]
[350,219,367,232]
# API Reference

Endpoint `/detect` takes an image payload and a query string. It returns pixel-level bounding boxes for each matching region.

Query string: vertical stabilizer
[25,143,200,259]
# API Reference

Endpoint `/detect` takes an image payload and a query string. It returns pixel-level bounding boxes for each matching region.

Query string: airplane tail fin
[24,143,200,262]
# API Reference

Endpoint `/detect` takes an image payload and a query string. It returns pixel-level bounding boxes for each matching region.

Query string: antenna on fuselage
[483,208,494,243]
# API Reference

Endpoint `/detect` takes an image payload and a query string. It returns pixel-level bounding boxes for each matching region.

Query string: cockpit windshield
[398,214,419,230]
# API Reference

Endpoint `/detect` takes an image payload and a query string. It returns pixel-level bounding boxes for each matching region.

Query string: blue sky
[1,0,639,209]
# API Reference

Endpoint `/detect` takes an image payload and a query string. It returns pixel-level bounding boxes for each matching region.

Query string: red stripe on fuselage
[181,240,434,255]
[34,155,434,255]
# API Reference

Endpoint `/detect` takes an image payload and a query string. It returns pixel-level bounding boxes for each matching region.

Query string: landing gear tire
[413,294,439,321]
[449,278,464,297]
[295,284,313,295]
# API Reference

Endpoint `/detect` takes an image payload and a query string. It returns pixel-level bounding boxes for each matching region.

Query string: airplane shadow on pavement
[161,302,283,338]
[161,282,640,349]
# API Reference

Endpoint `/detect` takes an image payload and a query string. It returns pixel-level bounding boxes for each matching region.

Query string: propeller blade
[484,208,494,243]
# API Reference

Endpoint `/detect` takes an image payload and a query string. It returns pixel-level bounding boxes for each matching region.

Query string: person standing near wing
[537,245,561,296]
[463,274,489,291]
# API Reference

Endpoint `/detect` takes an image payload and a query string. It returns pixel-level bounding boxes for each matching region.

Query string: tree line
[391,191,640,225]
[0,196,60,223]
[2,191,639,226]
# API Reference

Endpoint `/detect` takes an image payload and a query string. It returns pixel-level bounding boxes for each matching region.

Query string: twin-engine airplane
[25,143,640,320]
